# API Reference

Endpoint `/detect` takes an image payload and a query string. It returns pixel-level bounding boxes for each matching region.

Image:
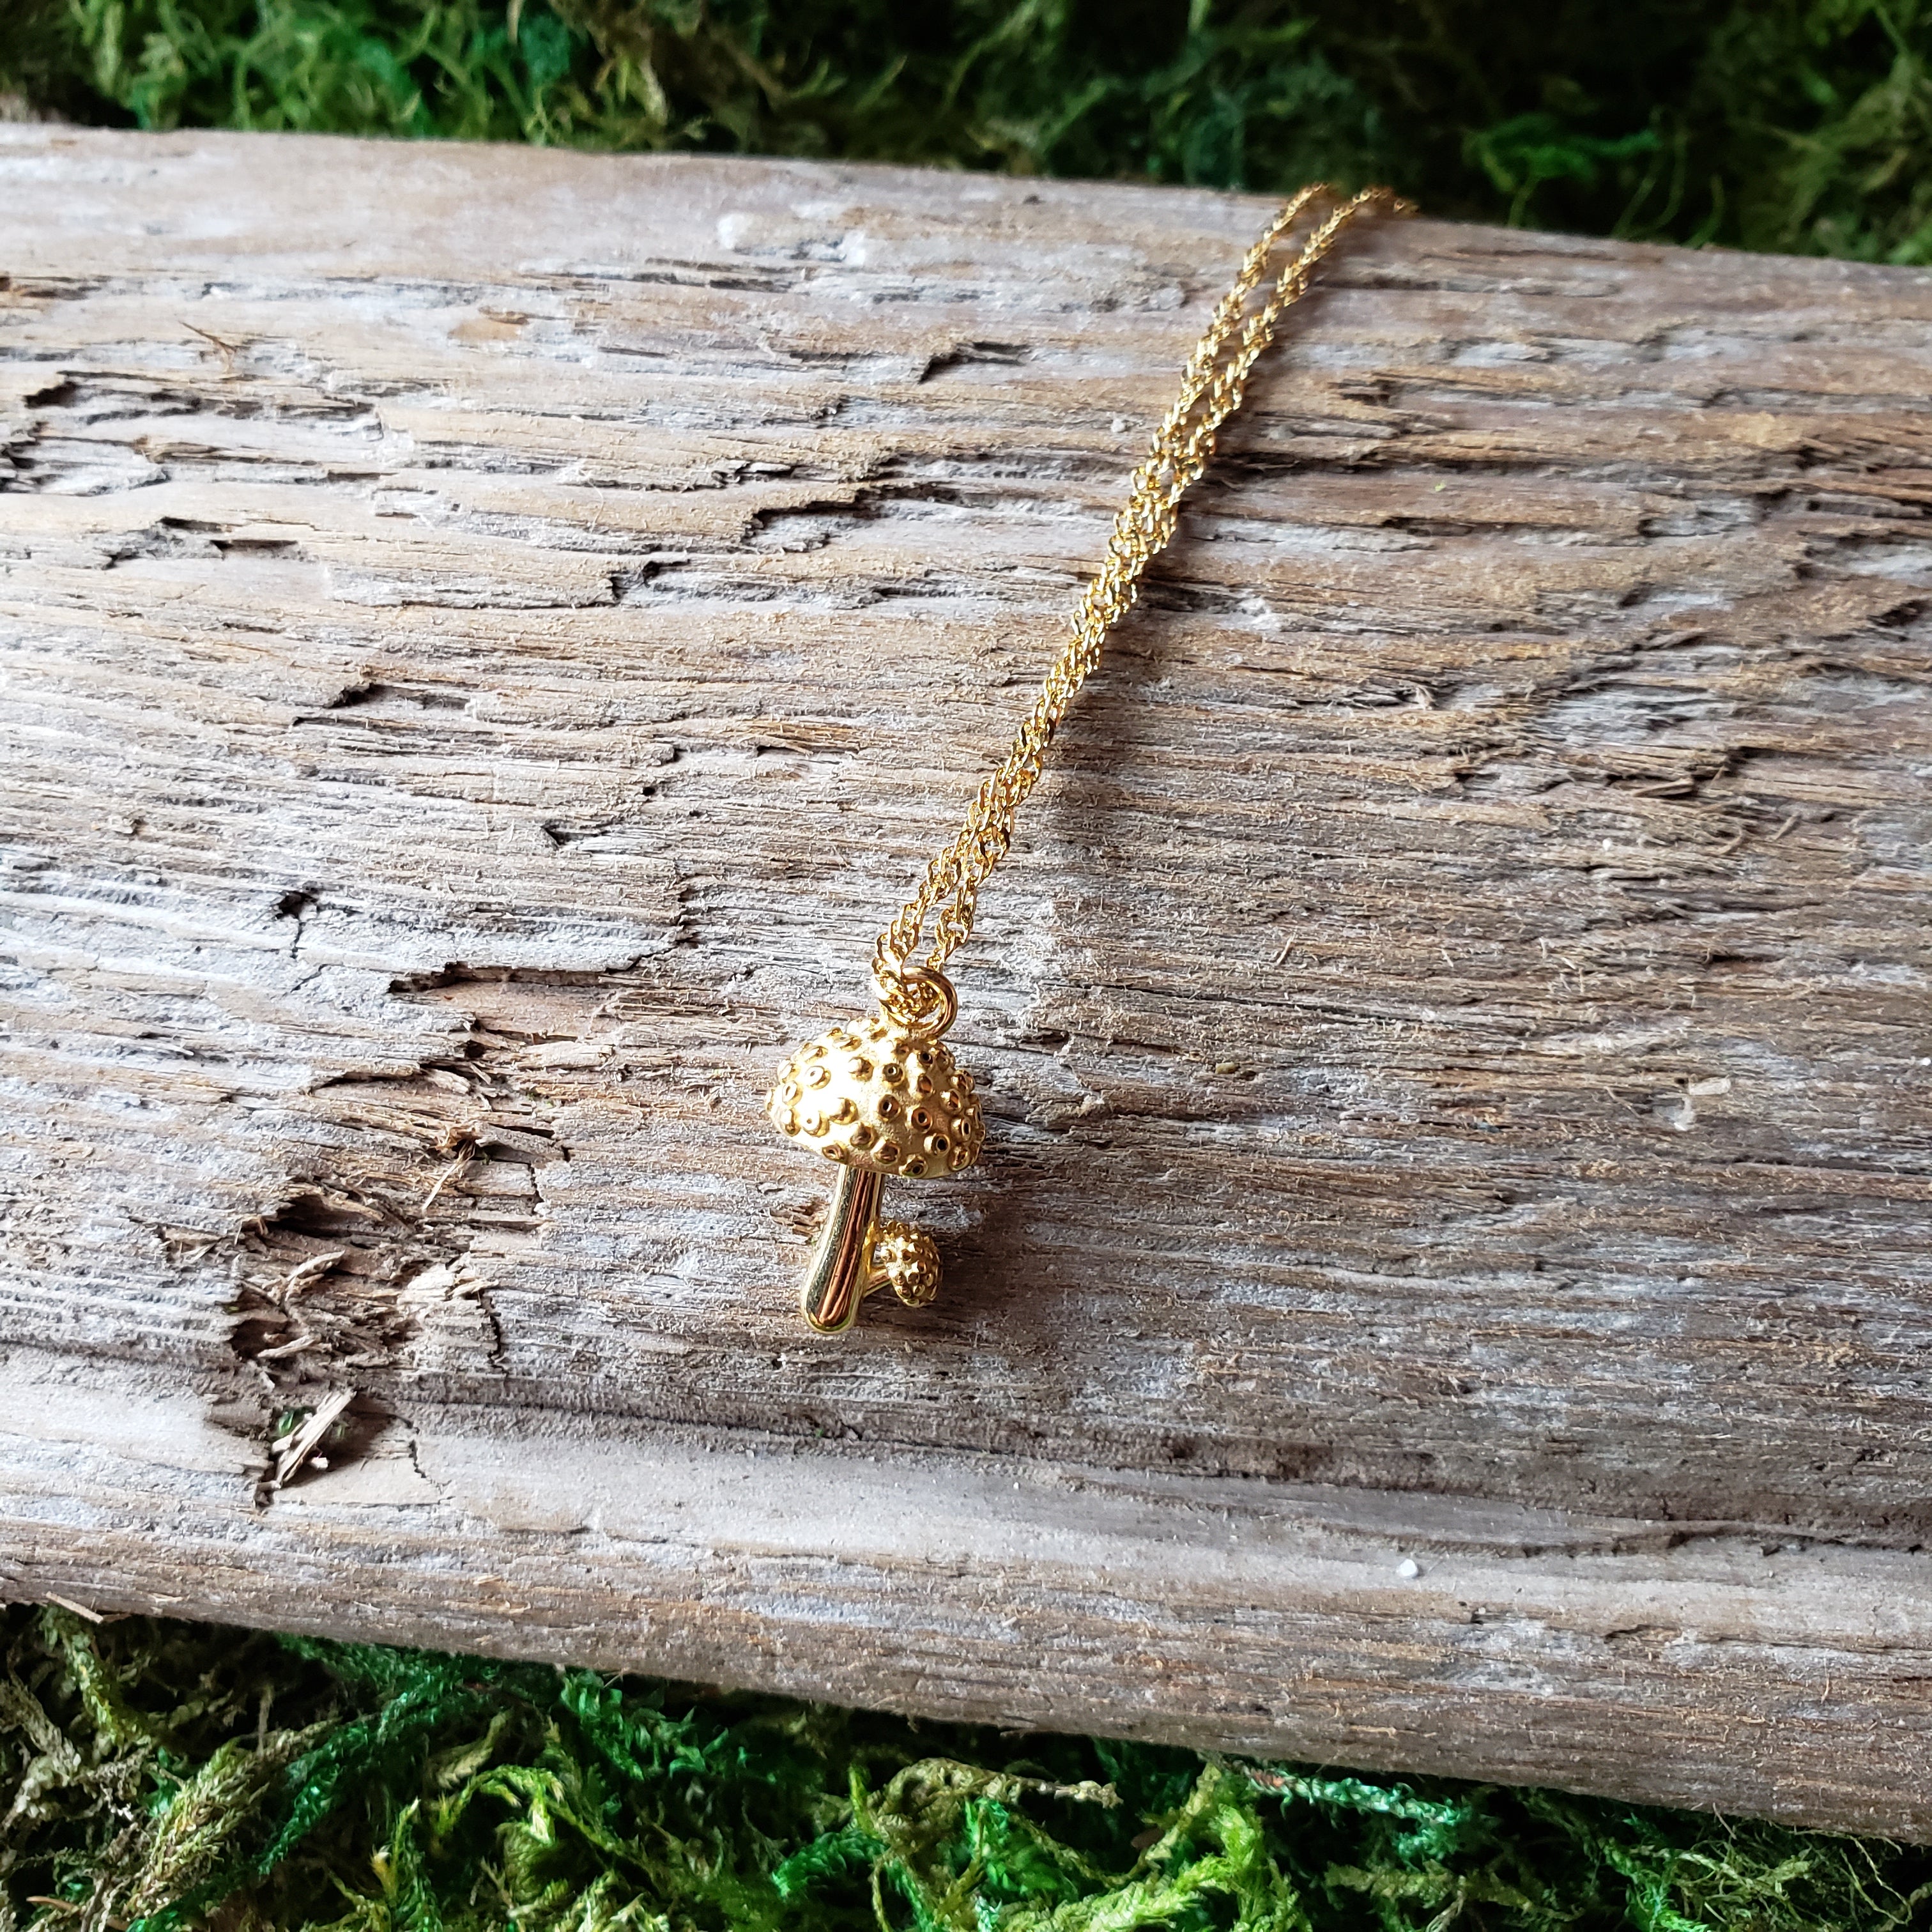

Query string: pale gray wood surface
[1,127,1929,1837]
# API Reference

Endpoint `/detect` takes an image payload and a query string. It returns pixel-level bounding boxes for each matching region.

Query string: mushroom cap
[768,1013,984,1179]
[873,1220,942,1306]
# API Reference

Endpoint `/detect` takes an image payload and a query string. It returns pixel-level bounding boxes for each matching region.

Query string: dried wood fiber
[1,128,1929,1837]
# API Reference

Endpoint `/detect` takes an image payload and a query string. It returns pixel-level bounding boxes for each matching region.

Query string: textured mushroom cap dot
[767,1012,985,1177]
[873,1218,942,1307]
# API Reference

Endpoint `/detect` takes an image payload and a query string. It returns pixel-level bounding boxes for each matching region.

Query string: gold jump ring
[873,961,958,1039]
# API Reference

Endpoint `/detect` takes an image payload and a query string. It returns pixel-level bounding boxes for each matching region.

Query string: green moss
[1,1604,1928,1931]
[7,1,1932,259]
[1,3,1929,1920]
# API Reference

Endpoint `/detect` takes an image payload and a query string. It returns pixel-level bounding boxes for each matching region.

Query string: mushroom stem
[798,1164,883,1334]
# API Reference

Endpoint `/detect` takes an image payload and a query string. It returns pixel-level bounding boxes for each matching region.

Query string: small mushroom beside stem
[768,974,978,1334]
[797,1166,945,1333]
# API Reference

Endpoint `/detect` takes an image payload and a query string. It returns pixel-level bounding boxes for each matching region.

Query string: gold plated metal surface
[765,187,1407,1331]
[770,965,981,1331]
[794,1164,884,1334]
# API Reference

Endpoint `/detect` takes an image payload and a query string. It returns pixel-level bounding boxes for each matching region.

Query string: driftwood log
[3,127,1931,1838]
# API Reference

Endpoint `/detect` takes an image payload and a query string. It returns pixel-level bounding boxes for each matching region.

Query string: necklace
[766,183,1410,1333]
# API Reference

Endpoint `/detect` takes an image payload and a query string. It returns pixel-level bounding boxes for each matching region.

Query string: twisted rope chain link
[872,183,1411,1029]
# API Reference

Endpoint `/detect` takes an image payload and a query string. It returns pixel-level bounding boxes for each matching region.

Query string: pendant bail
[872,959,958,1039]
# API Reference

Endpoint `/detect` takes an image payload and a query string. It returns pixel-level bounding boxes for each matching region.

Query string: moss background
[3,0,1932,261]
[4,1604,1931,1932]
[6,1,1932,1924]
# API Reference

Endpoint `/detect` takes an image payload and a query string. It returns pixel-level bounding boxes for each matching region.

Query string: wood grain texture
[2,127,1930,1836]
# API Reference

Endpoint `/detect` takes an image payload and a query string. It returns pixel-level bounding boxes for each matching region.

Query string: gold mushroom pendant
[767,965,983,1333]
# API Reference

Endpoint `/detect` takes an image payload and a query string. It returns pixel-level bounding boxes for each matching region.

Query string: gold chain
[871,183,1411,1031]
[772,182,1412,1331]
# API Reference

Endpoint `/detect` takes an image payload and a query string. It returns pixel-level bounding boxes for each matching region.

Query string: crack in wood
[2,130,1930,1835]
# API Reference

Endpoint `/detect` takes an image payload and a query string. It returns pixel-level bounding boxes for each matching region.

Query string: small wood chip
[263,1389,356,1498]
[283,1249,347,1296]
[42,1593,104,1623]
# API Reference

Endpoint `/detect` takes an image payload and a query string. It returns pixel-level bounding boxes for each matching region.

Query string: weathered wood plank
[1,127,1929,1836]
